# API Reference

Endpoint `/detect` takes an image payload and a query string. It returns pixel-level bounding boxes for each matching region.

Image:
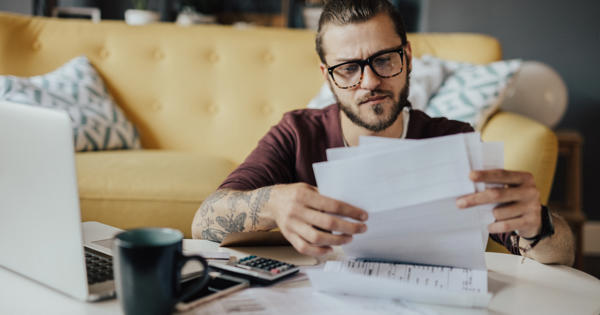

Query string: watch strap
[522,205,555,249]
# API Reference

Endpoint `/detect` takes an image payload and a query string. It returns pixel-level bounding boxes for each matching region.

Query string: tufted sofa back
[0,12,501,165]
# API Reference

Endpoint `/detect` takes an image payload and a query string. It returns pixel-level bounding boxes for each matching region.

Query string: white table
[1,251,599,315]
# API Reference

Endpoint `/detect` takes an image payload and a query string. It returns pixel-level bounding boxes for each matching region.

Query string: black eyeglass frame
[326,45,406,89]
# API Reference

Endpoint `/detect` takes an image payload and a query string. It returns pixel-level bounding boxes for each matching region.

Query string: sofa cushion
[76,150,237,237]
[426,59,522,129]
[0,56,140,151]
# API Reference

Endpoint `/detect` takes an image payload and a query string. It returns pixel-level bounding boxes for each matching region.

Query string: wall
[0,0,31,15]
[426,0,600,221]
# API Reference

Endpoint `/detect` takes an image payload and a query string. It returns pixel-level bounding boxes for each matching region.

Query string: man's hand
[456,169,542,238]
[268,183,368,256]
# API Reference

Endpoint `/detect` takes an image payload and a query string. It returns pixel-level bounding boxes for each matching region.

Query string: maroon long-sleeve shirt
[220,104,518,254]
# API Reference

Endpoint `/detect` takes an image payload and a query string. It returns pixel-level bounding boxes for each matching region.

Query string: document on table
[310,132,502,308]
[307,260,491,308]
[190,286,438,315]
[323,260,487,293]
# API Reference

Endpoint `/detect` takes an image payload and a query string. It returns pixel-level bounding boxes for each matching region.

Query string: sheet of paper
[341,197,490,269]
[307,262,492,308]
[314,135,474,212]
[327,133,477,162]
[317,133,504,266]
[356,133,485,192]
[329,133,484,192]
[306,133,504,308]
[324,260,488,294]
[315,133,496,269]
[183,239,229,259]
[190,286,438,315]
[475,142,504,248]
[482,142,503,169]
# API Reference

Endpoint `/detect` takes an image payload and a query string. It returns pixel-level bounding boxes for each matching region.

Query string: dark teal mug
[113,228,210,315]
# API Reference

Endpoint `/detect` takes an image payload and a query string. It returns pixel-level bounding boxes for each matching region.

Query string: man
[192,0,574,265]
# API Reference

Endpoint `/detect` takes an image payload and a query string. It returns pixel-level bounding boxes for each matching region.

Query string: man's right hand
[268,183,368,256]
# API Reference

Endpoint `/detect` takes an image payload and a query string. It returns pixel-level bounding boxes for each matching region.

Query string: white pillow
[408,55,448,111]
[307,83,336,109]
[306,55,448,111]
[426,59,522,129]
[0,56,141,151]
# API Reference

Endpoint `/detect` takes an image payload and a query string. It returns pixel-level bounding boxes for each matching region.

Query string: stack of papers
[307,132,503,308]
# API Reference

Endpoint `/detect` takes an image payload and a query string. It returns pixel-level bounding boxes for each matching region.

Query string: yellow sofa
[0,13,557,252]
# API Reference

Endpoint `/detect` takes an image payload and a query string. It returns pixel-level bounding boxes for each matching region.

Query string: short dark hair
[315,0,408,64]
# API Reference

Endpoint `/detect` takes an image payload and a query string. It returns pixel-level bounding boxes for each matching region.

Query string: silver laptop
[0,101,125,301]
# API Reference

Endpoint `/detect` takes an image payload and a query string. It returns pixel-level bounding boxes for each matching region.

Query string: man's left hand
[456,169,542,238]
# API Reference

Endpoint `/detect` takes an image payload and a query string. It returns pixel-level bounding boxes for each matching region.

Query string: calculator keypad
[209,255,300,284]
[237,255,295,275]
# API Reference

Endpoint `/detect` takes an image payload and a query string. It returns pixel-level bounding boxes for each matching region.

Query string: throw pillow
[0,56,141,151]
[405,55,448,111]
[426,59,522,129]
[306,82,336,109]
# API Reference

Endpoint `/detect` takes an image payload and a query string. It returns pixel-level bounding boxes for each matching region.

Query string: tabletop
[1,249,598,315]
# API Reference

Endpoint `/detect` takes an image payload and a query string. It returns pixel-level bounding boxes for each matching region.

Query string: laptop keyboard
[85,248,114,284]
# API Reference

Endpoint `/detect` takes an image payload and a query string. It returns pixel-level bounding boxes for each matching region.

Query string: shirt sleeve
[219,117,297,191]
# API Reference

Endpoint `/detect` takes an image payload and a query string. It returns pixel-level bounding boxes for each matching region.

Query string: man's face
[320,13,412,132]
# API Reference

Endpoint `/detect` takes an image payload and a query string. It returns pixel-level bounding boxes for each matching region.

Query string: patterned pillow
[426,59,522,129]
[0,56,140,151]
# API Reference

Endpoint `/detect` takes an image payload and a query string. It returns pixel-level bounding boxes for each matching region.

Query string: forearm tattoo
[197,187,273,242]
[198,189,228,217]
[250,186,272,229]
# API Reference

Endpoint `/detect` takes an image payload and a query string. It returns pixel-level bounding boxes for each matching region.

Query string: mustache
[357,90,394,104]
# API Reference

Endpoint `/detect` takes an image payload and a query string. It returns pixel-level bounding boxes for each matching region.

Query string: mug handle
[175,254,210,303]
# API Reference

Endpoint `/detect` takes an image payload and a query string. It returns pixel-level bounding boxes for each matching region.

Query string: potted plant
[125,0,160,25]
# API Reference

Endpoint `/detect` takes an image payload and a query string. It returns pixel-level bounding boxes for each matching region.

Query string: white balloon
[500,61,568,128]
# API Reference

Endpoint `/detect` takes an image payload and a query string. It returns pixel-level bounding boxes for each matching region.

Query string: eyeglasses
[327,46,405,89]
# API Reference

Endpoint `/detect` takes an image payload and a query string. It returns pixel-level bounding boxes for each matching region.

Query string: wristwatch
[521,205,555,248]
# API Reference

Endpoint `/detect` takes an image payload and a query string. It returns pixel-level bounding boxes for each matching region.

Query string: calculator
[208,255,300,285]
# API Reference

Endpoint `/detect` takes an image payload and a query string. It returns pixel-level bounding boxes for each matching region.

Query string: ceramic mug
[113,228,210,315]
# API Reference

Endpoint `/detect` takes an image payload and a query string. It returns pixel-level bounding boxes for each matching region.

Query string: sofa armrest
[481,111,558,203]
[481,111,558,253]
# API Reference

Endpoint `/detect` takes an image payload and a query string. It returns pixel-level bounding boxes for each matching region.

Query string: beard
[332,79,411,132]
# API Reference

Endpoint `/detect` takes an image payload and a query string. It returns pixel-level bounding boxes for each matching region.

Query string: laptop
[0,102,203,301]
[0,101,121,301]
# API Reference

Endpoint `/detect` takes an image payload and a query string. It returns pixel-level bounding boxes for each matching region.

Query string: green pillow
[426,59,522,129]
[0,56,140,151]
